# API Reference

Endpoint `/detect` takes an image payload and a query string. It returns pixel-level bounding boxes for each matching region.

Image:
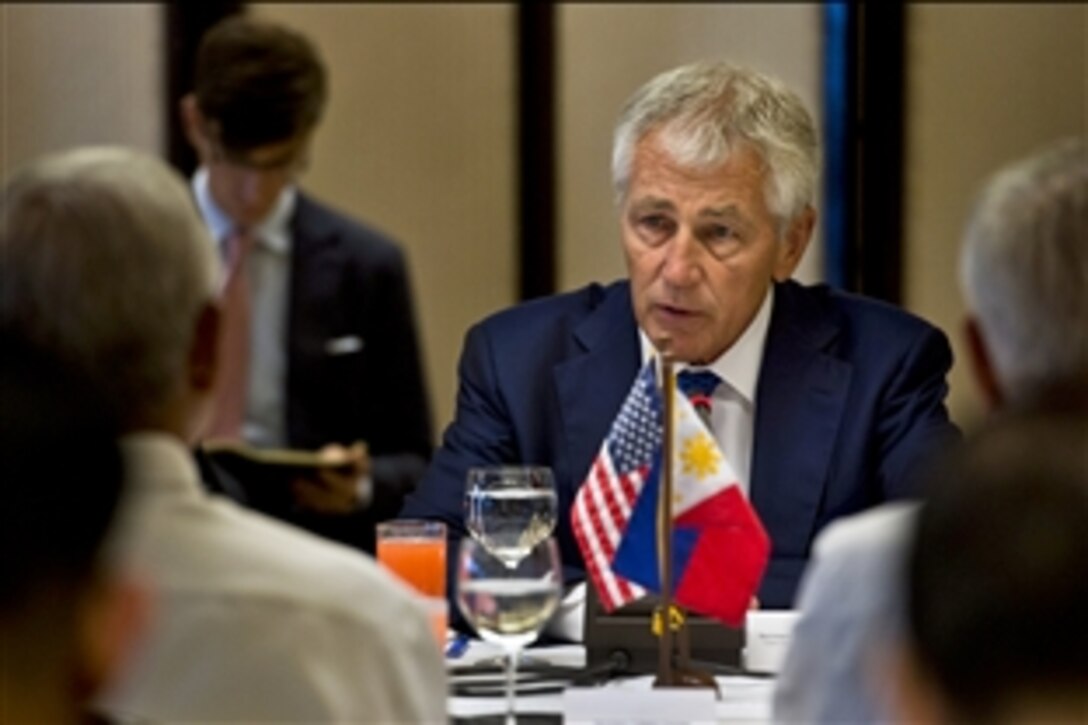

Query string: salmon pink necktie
[207,229,256,440]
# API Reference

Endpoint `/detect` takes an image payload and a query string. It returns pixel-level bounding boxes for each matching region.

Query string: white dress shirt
[193,170,293,448]
[639,285,774,494]
[98,434,446,722]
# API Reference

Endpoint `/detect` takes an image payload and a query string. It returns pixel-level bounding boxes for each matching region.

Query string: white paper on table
[563,684,717,724]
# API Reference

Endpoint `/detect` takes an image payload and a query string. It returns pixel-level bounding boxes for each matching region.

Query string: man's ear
[772,206,816,281]
[964,316,1004,410]
[189,301,221,396]
[179,94,204,151]
[75,574,151,706]
[887,642,947,725]
[186,301,222,443]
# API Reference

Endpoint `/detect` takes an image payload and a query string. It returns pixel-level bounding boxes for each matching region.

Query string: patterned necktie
[677,369,721,431]
[207,229,257,440]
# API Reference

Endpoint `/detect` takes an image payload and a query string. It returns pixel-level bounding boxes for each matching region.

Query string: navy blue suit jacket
[208,193,433,553]
[401,279,956,608]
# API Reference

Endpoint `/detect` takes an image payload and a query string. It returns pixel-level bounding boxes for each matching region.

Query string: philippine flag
[577,362,770,627]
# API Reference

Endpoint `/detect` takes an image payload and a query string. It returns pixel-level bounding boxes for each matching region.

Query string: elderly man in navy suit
[402,61,957,618]
[181,16,432,553]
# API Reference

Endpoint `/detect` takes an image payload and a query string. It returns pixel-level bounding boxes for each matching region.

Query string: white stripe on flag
[573,488,625,608]
[583,456,643,607]
[598,452,636,522]
[587,461,622,548]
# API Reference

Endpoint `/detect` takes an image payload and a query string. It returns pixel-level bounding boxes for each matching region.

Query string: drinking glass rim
[376,519,448,538]
[465,465,555,482]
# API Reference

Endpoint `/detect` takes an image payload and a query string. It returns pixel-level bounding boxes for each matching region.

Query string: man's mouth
[650,303,701,324]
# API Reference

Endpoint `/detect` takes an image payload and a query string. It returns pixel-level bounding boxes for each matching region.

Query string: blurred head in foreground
[0,330,140,722]
[960,137,1088,408]
[1,146,221,442]
[897,394,1088,724]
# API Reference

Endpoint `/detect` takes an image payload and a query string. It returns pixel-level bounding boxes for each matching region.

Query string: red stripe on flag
[586,462,629,605]
[572,497,612,607]
[573,454,644,610]
[594,458,631,537]
[572,494,619,610]
[592,457,645,606]
[573,459,626,609]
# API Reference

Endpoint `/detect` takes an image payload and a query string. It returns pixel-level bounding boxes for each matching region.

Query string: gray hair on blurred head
[611,60,819,228]
[1,146,218,425]
[959,137,1088,402]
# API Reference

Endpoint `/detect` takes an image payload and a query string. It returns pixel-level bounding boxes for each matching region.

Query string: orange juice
[376,520,447,597]
[376,535,447,597]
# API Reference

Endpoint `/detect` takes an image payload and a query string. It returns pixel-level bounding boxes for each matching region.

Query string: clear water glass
[465,465,557,568]
[456,536,561,725]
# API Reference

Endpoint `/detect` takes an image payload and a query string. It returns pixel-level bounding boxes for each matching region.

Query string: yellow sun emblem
[679,432,720,480]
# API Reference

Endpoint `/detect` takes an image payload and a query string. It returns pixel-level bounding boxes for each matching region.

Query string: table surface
[447,639,774,723]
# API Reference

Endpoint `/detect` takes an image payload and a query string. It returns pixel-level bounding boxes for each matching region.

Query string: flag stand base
[584,590,743,677]
[652,609,720,695]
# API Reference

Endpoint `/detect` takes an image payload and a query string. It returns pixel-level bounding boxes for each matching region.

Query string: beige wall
[0,4,163,178]
[904,4,1088,427]
[252,4,517,434]
[5,3,1085,435]
[557,3,825,292]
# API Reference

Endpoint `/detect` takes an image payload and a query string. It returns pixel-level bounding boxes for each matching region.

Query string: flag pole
[654,350,677,687]
[653,345,721,695]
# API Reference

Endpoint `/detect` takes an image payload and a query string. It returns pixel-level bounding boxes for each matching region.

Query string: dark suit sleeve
[874,325,960,499]
[402,321,521,520]
[400,322,522,629]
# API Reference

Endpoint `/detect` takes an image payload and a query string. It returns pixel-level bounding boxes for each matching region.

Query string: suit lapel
[287,193,344,350]
[751,281,851,555]
[285,194,349,443]
[552,283,641,493]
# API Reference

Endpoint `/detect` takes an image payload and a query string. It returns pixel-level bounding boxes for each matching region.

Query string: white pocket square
[325,335,364,355]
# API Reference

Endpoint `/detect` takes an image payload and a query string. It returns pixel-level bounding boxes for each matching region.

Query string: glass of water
[465,466,557,568]
[457,536,561,725]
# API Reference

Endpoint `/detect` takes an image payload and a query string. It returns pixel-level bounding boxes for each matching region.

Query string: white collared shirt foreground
[98,434,446,722]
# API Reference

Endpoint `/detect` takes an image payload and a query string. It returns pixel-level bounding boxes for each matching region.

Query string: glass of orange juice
[377,520,448,645]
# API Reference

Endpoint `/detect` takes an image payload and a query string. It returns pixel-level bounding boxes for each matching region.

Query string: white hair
[612,60,819,226]
[1,147,218,424]
[959,137,1088,401]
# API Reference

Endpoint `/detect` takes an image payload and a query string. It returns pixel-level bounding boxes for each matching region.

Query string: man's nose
[660,229,705,287]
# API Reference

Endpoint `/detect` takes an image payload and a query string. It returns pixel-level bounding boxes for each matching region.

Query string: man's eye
[707,224,735,240]
[700,224,744,258]
[636,215,674,241]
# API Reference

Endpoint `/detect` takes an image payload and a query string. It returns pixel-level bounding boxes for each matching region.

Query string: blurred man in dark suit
[0,330,142,722]
[403,60,958,621]
[775,137,1087,723]
[181,15,432,552]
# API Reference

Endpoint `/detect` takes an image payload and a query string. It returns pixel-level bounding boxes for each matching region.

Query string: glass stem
[504,647,519,725]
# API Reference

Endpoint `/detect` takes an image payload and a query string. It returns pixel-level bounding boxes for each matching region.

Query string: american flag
[571,360,661,611]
